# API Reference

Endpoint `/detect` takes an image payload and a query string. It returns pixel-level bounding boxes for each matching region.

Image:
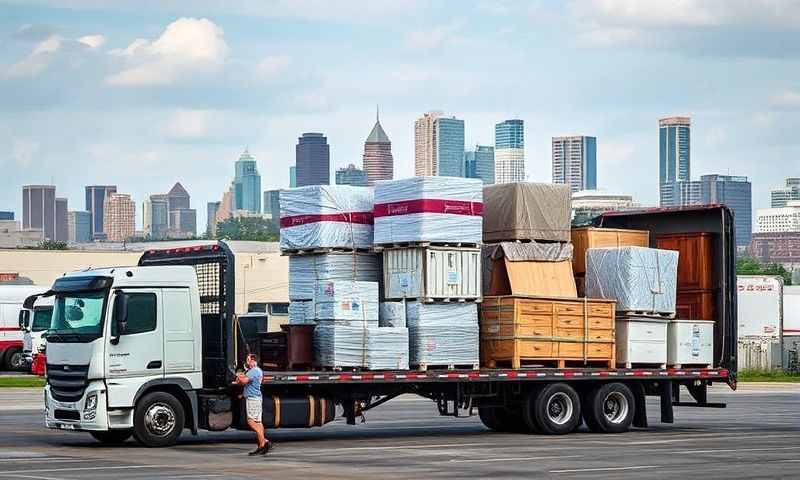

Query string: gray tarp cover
[482,182,572,242]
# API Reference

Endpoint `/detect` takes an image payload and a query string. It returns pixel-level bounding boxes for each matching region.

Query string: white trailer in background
[782,286,800,371]
[736,275,783,371]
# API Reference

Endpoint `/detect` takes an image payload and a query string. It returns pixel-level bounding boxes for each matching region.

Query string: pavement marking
[14,475,68,480]
[550,465,661,474]
[665,445,800,455]
[163,476,225,479]
[0,465,189,476]
[449,454,584,464]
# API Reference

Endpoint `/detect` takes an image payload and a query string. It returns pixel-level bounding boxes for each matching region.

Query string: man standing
[233,353,271,455]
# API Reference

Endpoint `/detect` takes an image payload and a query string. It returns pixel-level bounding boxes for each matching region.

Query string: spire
[366,107,390,144]
[376,104,380,122]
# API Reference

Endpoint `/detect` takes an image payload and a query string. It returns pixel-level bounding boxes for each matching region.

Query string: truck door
[162,288,196,374]
[106,289,164,407]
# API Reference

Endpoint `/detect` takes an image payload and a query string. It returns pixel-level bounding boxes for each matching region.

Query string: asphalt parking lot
[0,383,798,480]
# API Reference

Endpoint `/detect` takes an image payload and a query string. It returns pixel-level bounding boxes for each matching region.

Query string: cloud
[255,55,290,79]
[106,17,229,86]
[5,35,62,77]
[770,89,800,108]
[78,34,106,49]
[405,22,464,50]
[163,109,214,139]
[12,139,40,167]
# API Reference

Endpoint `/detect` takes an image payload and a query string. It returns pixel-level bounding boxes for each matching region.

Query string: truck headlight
[84,392,98,420]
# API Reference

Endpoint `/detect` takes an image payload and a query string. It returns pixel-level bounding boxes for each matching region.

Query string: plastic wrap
[313,281,379,323]
[586,246,679,314]
[289,252,381,300]
[482,182,571,242]
[379,301,407,327]
[280,185,374,250]
[288,300,315,325]
[373,177,483,245]
[405,302,479,366]
[314,324,409,369]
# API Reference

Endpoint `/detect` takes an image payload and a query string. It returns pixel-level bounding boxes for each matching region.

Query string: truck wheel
[90,429,133,444]
[4,348,25,371]
[524,383,581,435]
[478,406,502,431]
[478,406,529,433]
[133,391,185,447]
[582,383,635,434]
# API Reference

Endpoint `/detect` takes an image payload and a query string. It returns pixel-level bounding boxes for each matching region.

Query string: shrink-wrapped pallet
[586,246,679,315]
[289,252,380,300]
[373,177,483,245]
[405,302,479,367]
[313,324,409,369]
[379,301,407,328]
[280,185,374,251]
[482,182,571,243]
[313,280,379,324]
[288,300,315,325]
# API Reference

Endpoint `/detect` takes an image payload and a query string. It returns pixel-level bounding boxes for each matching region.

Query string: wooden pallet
[413,363,480,372]
[485,357,615,369]
[281,247,373,256]
[373,241,480,252]
[390,296,482,303]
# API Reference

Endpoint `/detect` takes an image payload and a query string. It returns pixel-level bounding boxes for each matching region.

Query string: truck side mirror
[18,310,30,330]
[111,292,128,345]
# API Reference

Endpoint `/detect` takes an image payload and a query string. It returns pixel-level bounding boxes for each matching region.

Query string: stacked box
[288,300,314,325]
[379,301,407,328]
[383,246,481,301]
[313,281,379,325]
[585,246,679,315]
[406,302,479,367]
[373,177,483,245]
[279,185,374,251]
[289,252,380,301]
[313,325,409,369]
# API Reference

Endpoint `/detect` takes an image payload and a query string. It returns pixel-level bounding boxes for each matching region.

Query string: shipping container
[382,246,481,301]
[737,275,783,337]
[783,286,800,336]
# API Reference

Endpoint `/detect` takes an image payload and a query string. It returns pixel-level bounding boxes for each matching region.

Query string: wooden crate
[488,258,577,297]
[656,232,714,290]
[571,227,650,276]
[480,296,615,369]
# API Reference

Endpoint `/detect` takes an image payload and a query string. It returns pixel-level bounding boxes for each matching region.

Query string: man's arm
[232,372,251,385]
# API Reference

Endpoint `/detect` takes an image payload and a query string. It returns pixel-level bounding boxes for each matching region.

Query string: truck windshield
[31,307,53,332]
[48,291,106,342]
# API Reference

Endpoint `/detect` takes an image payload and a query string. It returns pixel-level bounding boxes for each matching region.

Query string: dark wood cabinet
[656,233,714,290]
[676,290,715,321]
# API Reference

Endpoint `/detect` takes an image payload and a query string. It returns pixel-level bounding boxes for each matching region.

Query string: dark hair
[246,353,257,361]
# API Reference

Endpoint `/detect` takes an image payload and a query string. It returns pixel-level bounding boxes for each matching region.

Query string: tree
[737,256,792,285]
[215,216,278,242]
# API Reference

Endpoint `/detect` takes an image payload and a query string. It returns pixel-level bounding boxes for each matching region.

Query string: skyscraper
[103,193,135,242]
[263,190,280,227]
[414,111,442,176]
[169,209,197,238]
[771,178,800,208]
[495,119,525,183]
[363,107,393,185]
[22,185,56,240]
[296,133,330,186]
[552,135,597,193]
[55,197,68,242]
[659,116,691,206]
[67,211,91,243]
[166,182,190,212]
[143,194,169,239]
[233,149,262,213]
[289,166,297,188]
[464,145,495,185]
[335,164,369,186]
[665,174,752,247]
[206,201,220,237]
[0,212,13,220]
[85,185,117,240]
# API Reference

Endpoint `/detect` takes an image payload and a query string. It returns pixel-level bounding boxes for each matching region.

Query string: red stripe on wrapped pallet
[373,199,483,217]
[280,211,374,228]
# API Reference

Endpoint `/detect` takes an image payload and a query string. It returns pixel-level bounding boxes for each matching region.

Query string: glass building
[771,178,800,208]
[233,149,262,213]
[464,145,495,184]
[67,210,91,243]
[552,135,597,193]
[495,119,525,183]
[335,164,369,186]
[659,116,691,206]
[289,166,297,188]
[296,133,330,186]
[435,116,465,177]
[263,190,281,228]
[85,185,117,239]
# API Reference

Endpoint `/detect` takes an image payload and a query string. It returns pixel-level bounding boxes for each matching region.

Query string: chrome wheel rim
[144,403,176,437]
[546,392,573,425]
[9,352,24,370]
[603,392,629,424]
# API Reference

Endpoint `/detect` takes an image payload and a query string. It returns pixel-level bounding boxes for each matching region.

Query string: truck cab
[0,285,48,371]
[44,265,203,445]
[21,294,54,373]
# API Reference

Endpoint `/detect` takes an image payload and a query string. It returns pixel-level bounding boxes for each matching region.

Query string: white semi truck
[41,207,737,447]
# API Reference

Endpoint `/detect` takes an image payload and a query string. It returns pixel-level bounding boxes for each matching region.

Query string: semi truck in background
[40,207,736,447]
[0,285,48,371]
[21,293,54,375]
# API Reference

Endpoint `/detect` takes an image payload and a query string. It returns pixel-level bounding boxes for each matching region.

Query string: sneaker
[260,441,272,455]
[248,446,264,456]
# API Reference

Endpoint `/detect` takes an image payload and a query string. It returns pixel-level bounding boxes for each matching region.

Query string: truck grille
[47,364,89,402]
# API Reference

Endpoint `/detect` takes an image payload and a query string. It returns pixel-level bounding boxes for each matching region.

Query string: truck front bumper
[44,380,110,432]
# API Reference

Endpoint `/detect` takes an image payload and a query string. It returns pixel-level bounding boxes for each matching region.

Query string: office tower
[756,201,800,233]
[67,211,91,243]
[169,209,197,238]
[335,164,369,186]
[495,119,525,183]
[659,116,691,206]
[572,189,639,224]
[85,185,117,239]
[216,184,234,224]
[363,107,393,185]
[0,212,13,221]
[552,135,597,193]
[770,178,800,208]
[263,190,280,227]
[22,185,56,240]
[464,145,495,185]
[233,149,262,213]
[55,197,68,242]
[414,111,442,176]
[207,201,220,237]
[166,182,190,212]
[665,174,751,247]
[143,194,169,239]
[296,133,330,186]
[289,166,297,188]
[103,193,135,242]
[436,117,465,177]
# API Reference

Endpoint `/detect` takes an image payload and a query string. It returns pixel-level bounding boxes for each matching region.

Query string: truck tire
[479,406,530,433]
[133,391,185,447]
[523,383,581,435]
[4,348,25,371]
[582,383,635,434]
[90,429,133,444]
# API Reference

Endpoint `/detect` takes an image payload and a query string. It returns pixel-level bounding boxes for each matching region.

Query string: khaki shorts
[246,397,262,422]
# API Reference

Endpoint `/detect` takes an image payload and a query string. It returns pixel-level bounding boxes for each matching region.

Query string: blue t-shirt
[244,366,263,398]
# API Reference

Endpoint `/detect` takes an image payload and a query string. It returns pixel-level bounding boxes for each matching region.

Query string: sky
[1,0,800,232]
